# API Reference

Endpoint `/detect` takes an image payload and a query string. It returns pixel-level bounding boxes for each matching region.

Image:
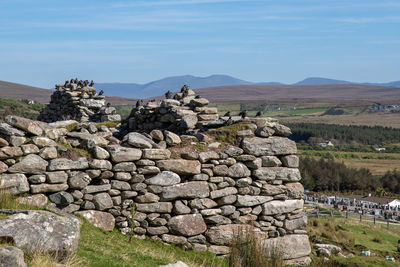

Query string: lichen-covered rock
[228,163,251,178]
[142,149,171,160]
[262,200,303,215]
[0,210,80,263]
[253,167,301,182]
[5,115,43,136]
[262,234,311,260]
[168,214,207,236]
[0,246,27,267]
[75,210,115,231]
[161,181,209,201]
[0,173,29,195]
[145,171,181,186]
[242,137,297,156]
[123,132,155,149]
[30,183,69,194]
[48,158,89,171]
[8,154,48,174]
[93,192,113,210]
[206,224,251,245]
[235,195,273,207]
[135,202,173,213]
[106,146,142,162]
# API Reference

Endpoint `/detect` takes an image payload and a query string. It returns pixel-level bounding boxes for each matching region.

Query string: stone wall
[0,113,311,265]
[125,88,219,134]
[38,80,121,123]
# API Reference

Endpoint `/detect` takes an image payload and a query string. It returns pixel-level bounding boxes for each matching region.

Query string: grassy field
[308,216,400,266]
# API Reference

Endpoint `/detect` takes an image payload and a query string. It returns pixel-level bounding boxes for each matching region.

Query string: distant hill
[96,74,252,99]
[294,77,353,85]
[1,76,400,104]
[0,80,137,105]
[194,84,400,102]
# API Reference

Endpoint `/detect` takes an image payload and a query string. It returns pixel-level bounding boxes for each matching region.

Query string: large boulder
[168,214,207,236]
[0,246,27,267]
[241,137,297,156]
[161,181,209,201]
[0,210,80,262]
[75,210,115,231]
[157,160,201,175]
[8,154,48,174]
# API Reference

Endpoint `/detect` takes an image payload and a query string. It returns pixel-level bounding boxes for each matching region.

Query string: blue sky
[0,0,399,88]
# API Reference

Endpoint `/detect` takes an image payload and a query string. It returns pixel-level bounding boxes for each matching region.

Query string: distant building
[319,141,334,147]
[353,195,400,210]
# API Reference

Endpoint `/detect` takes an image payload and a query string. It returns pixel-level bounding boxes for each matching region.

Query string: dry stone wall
[38,80,121,123]
[0,112,311,265]
[125,87,219,133]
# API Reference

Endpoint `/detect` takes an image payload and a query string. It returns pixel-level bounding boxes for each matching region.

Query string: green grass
[308,217,400,266]
[76,219,226,267]
[57,142,92,159]
[0,99,45,121]
[207,122,254,145]
[96,120,121,128]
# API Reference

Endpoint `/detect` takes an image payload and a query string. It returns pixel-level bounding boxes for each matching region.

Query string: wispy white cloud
[334,16,400,23]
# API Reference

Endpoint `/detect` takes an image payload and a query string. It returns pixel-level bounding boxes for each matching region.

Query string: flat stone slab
[75,210,115,231]
[242,136,297,156]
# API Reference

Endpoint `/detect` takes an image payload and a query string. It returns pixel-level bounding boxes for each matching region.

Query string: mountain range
[95,75,400,98]
[1,75,399,103]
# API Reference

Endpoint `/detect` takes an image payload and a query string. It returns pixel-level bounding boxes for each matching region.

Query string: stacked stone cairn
[0,91,311,265]
[38,79,121,123]
[126,85,219,133]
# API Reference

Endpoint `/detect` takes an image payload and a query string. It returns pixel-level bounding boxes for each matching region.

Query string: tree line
[299,157,400,195]
[287,123,400,146]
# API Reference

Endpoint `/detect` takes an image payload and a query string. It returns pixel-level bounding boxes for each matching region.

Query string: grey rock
[228,163,251,178]
[16,194,48,208]
[92,146,110,159]
[178,114,198,129]
[89,159,112,170]
[236,195,273,207]
[0,210,80,262]
[107,145,142,162]
[32,136,57,148]
[242,137,297,156]
[49,191,74,206]
[93,192,113,210]
[157,159,201,175]
[168,214,207,236]
[113,162,136,172]
[0,123,25,136]
[285,182,304,199]
[30,183,68,194]
[281,155,299,168]
[164,131,181,146]
[0,246,27,267]
[8,154,48,174]
[82,184,111,194]
[135,202,173,213]
[111,180,131,191]
[48,158,89,171]
[173,200,191,214]
[46,171,68,184]
[142,149,171,160]
[75,210,115,231]
[68,171,91,189]
[262,234,311,260]
[284,216,307,231]
[5,115,43,136]
[0,173,29,195]
[0,161,8,174]
[123,132,155,149]
[206,224,251,245]
[210,187,238,199]
[161,181,210,200]
[146,171,181,186]
[198,151,219,163]
[224,145,243,157]
[262,200,304,215]
[39,146,58,159]
[159,261,189,267]
[253,167,301,182]
[261,156,282,167]
[135,193,160,203]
